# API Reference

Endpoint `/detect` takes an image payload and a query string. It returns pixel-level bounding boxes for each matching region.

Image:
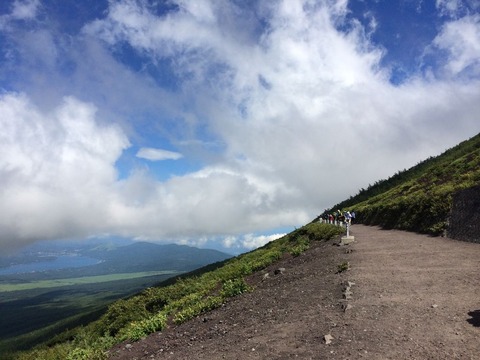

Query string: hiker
[344,211,352,225]
[351,210,356,224]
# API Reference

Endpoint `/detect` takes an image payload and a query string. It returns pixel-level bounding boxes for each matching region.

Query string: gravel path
[109,225,480,359]
[342,225,480,359]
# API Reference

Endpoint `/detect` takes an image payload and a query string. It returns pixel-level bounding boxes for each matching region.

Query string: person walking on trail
[344,211,352,225]
[351,211,356,224]
[337,210,343,222]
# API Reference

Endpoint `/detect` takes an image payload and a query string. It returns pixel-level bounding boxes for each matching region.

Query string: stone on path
[324,334,334,344]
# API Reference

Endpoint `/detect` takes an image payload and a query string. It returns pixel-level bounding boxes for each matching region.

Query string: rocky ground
[108,225,480,360]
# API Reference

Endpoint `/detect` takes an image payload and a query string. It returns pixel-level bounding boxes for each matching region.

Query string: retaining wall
[447,185,480,243]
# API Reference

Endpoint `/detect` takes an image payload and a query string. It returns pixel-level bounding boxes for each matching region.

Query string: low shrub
[290,243,309,256]
[337,262,350,273]
[221,278,251,298]
[173,296,223,324]
[95,299,149,337]
[119,312,167,341]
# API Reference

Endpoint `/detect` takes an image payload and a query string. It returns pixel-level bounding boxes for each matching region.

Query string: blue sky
[1,0,479,254]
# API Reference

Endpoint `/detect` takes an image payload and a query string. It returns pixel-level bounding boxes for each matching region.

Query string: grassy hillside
[8,223,344,360]
[0,272,180,356]
[0,242,232,356]
[320,132,480,235]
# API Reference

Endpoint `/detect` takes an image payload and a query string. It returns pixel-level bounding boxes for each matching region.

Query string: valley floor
[108,225,480,360]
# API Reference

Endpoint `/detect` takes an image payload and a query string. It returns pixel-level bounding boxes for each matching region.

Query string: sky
[1,0,479,254]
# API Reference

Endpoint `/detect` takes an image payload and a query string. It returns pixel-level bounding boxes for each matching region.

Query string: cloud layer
[0,94,129,249]
[1,0,479,252]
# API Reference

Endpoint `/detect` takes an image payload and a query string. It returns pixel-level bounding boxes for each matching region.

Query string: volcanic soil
[109,225,480,360]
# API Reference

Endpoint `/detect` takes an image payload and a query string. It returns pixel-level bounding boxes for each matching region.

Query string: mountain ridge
[0,241,232,278]
[320,132,480,237]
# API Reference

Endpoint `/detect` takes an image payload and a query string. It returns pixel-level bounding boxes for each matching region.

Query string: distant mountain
[0,237,134,269]
[0,239,232,278]
[83,242,233,275]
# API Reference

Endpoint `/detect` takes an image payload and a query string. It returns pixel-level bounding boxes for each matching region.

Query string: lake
[0,255,101,275]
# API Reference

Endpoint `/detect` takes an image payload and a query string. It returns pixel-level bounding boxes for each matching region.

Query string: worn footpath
[109,225,480,360]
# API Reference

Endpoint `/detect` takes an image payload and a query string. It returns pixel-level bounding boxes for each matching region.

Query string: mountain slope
[0,242,232,356]
[9,223,344,359]
[87,242,233,274]
[321,132,480,235]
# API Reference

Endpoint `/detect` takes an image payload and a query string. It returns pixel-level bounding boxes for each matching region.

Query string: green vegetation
[9,222,343,360]
[0,271,181,292]
[0,272,179,356]
[321,132,480,235]
[337,261,350,273]
[0,241,231,355]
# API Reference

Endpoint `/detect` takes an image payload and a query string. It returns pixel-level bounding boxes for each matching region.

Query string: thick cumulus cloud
[1,0,480,251]
[0,93,129,250]
[86,0,480,201]
[0,91,309,252]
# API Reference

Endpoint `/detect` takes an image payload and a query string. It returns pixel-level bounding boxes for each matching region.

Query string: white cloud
[241,233,286,250]
[98,0,478,200]
[222,233,286,250]
[11,0,40,20]
[1,0,480,253]
[136,147,183,161]
[436,0,463,16]
[433,14,480,77]
[0,0,39,29]
[0,93,130,250]
[0,92,308,252]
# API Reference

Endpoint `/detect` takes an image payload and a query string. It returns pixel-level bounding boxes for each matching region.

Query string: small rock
[262,273,270,280]
[324,334,334,344]
[125,344,133,350]
[343,291,353,300]
[432,304,438,308]
[274,268,286,275]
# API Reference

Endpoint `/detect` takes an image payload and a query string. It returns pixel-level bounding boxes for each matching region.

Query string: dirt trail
[343,225,479,359]
[109,225,480,360]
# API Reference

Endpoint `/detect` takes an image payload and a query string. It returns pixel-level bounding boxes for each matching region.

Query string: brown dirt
[108,225,480,360]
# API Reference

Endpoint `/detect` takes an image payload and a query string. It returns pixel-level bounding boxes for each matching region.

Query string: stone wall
[447,185,480,243]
